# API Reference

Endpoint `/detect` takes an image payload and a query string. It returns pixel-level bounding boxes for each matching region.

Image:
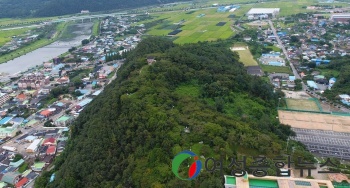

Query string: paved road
[268,20,307,90]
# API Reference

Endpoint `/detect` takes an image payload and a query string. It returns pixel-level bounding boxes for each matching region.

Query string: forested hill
[0,0,189,18]
[37,37,295,188]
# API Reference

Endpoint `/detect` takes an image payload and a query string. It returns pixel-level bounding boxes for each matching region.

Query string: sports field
[231,43,257,66]
[146,9,234,44]
[285,98,322,112]
[278,110,350,133]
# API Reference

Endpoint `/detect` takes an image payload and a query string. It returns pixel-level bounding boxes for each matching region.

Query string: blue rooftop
[76,89,89,95]
[11,117,24,124]
[78,98,93,107]
[307,80,318,89]
[56,102,64,107]
[0,117,13,125]
[92,90,102,96]
[289,76,296,81]
[268,62,283,66]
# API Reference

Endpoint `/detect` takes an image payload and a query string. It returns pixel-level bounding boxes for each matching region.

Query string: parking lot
[292,128,350,160]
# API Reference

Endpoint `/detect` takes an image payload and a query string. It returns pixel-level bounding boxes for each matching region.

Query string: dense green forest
[35,37,302,188]
[0,0,189,18]
[322,56,350,101]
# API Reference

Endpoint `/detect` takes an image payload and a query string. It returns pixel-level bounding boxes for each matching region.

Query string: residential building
[9,159,24,169]
[0,124,17,138]
[31,162,45,172]
[16,93,26,101]
[17,73,49,89]
[42,137,56,146]
[1,172,21,185]
[56,76,70,85]
[0,93,9,106]
[46,146,56,155]
[15,177,28,188]
[54,115,74,127]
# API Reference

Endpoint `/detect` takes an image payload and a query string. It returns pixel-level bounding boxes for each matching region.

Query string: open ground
[285,98,322,112]
[231,43,258,66]
[278,110,350,133]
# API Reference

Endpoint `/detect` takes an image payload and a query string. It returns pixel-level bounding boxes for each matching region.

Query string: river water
[0,23,93,77]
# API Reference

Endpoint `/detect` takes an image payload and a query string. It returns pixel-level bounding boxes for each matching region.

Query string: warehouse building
[330,14,350,22]
[26,138,42,153]
[246,8,280,19]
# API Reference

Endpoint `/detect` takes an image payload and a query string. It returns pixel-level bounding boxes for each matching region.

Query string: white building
[246,8,280,19]
[0,93,9,106]
[26,138,42,153]
[330,14,350,22]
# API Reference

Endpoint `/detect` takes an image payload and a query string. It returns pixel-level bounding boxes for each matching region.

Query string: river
[0,23,93,77]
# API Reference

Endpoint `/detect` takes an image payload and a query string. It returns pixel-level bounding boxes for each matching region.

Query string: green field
[145,9,235,44]
[0,28,31,46]
[231,43,258,66]
[261,64,292,74]
[0,22,67,64]
[92,20,100,36]
[0,17,57,27]
[285,98,322,112]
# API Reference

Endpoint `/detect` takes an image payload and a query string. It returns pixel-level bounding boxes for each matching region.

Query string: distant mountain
[0,0,189,18]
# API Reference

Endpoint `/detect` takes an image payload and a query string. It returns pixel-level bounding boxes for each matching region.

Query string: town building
[17,73,49,89]
[26,139,42,153]
[1,172,21,185]
[330,14,350,22]
[54,115,74,127]
[31,162,46,172]
[246,8,280,19]
[0,93,9,106]
[15,177,29,188]
[42,137,56,146]
[46,146,56,155]
[246,66,263,76]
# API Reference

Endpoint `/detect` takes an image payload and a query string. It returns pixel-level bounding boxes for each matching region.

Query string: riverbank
[0,22,68,64]
[0,22,93,76]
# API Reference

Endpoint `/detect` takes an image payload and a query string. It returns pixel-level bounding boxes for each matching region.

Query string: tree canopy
[37,37,295,188]
[0,0,189,18]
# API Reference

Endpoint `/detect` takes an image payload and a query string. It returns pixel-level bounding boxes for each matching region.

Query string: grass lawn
[0,28,31,46]
[0,17,58,27]
[265,45,281,52]
[261,64,292,74]
[285,98,321,111]
[18,162,29,173]
[231,44,258,66]
[92,20,100,36]
[315,68,340,78]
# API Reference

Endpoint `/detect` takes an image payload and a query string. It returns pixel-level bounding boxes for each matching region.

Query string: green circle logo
[172,151,202,180]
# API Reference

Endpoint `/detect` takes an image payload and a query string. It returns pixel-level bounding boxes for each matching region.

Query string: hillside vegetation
[37,37,297,188]
[0,0,189,18]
